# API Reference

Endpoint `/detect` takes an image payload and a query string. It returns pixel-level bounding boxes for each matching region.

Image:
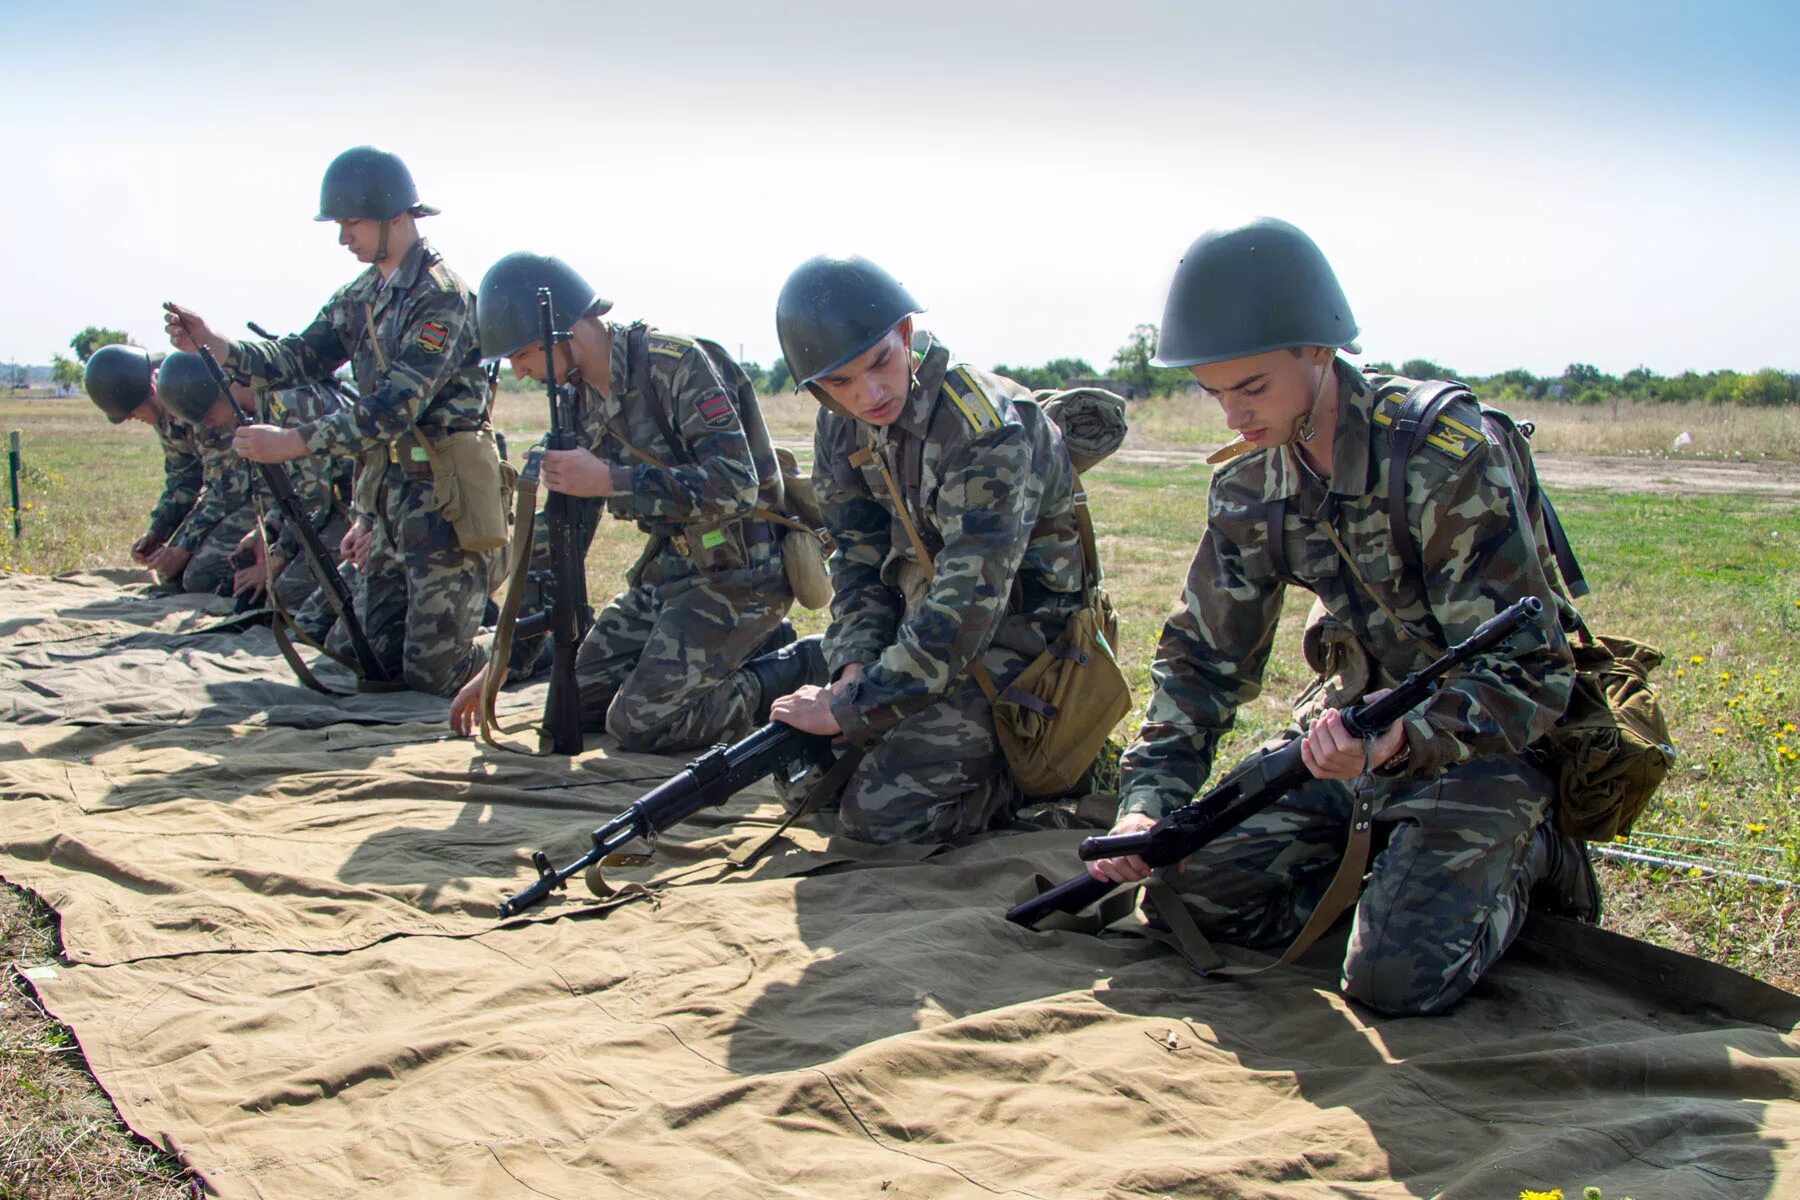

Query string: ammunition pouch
[419,428,513,552]
[985,587,1132,799]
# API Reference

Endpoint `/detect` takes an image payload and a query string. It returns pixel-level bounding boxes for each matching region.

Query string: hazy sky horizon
[4,0,1796,379]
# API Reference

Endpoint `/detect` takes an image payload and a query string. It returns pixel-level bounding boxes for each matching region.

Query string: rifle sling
[1134,775,1379,977]
[724,745,868,870]
[479,471,550,752]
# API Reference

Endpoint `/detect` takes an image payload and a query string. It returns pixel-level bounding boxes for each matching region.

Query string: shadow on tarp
[715,818,1800,1198]
[1092,914,1800,1198]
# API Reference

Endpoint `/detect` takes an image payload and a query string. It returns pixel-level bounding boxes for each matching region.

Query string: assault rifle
[497,721,836,917]
[173,313,392,684]
[1006,597,1543,929]
[537,288,588,754]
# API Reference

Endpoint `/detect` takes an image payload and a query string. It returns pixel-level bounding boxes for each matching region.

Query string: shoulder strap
[627,323,691,466]
[1480,410,1590,599]
[1265,497,1291,582]
[1386,380,1470,580]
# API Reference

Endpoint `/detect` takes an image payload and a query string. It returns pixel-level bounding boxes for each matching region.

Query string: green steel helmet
[315,146,440,222]
[83,344,154,424]
[775,254,923,385]
[155,351,225,426]
[476,252,614,361]
[1154,217,1358,368]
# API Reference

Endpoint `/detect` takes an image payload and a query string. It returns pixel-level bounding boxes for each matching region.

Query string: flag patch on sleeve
[416,321,450,354]
[696,391,735,429]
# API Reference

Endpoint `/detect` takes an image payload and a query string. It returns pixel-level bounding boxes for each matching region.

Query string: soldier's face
[813,322,912,426]
[1190,347,1332,446]
[335,218,386,263]
[507,342,574,386]
[125,400,158,425]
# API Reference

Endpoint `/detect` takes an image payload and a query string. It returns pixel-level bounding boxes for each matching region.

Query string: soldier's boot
[745,634,827,723]
[750,618,797,660]
[1527,820,1602,924]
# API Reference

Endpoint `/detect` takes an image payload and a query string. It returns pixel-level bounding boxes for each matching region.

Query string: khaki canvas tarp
[3,572,1798,1199]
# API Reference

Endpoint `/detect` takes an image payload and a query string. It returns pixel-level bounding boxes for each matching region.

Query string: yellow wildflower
[1688,866,1705,877]
[1675,668,1686,679]
[1784,723,1796,734]
[1519,1190,1564,1200]
[1713,727,1726,735]
[1747,823,1766,834]
[1690,654,1705,664]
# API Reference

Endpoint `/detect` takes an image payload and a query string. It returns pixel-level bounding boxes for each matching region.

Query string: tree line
[32,323,1800,409]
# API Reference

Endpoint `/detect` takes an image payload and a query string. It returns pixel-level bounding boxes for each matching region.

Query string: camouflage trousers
[573,543,791,753]
[268,511,349,616]
[175,506,260,597]
[321,468,490,697]
[784,641,1033,844]
[1155,742,1553,1016]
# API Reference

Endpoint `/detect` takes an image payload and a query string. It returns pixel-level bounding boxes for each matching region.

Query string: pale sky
[3,0,1796,378]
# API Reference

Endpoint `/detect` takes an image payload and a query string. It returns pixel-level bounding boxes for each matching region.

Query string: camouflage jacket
[569,323,763,532]
[171,425,256,554]
[1116,362,1578,820]
[814,345,1084,744]
[223,238,488,457]
[256,382,354,561]
[145,410,204,543]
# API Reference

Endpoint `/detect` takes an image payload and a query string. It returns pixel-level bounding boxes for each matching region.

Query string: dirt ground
[1108,448,1800,497]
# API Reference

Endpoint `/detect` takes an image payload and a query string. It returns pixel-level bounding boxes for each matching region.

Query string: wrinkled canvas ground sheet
[3,571,1798,1199]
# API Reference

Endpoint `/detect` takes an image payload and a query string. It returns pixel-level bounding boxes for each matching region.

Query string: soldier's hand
[234,528,266,557]
[448,667,489,738]
[162,302,226,358]
[130,533,163,565]
[148,544,190,581]
[769,684,842,736]
[540,448,615,498]
[1301,691,1406,781]
[232,560,270,599]
[233,424,306,464]
[341,520,373,570]
[1085,812,1161,884]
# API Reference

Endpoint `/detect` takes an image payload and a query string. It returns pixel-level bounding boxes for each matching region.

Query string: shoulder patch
[695,389,736,430]
[1370,386,1485,461]
[648,333,695,361]
[942,365,1004,434]
[416,320,450,355]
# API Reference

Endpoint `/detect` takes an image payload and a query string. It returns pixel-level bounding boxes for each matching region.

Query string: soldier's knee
[604,703,673,753]
[1340,951,1472,1016]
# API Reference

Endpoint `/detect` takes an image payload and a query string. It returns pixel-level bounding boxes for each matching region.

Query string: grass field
[1,389,1797,1198]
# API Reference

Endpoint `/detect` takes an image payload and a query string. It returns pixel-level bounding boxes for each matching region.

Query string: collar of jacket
[891,341,951,438]
[1262,358,1373,503]
[350,237,435,311]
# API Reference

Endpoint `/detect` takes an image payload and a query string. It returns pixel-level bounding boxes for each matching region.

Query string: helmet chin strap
[1284,356,1336,447]
[374,219,391,264]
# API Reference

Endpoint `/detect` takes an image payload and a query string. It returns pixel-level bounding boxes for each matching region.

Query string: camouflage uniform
[1115,362,1579,1015]
[513,323,792,752]
[142,411,204,552]
[252,383,357,615]
[223,238,491,695]
[809,344,1084,842]
[167,425,258,596]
